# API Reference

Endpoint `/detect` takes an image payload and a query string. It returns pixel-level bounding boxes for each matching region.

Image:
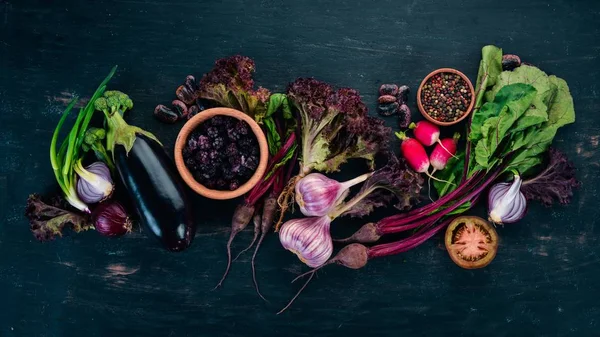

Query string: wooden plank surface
[1,0,599,336]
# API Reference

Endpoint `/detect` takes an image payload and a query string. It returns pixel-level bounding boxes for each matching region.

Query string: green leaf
[545,75,575,128]
[474,83,537,168]
[485,65,559,134]
[474,45,503,109]
[282,96,293,119]
[433,153,465,197]
[446,201,472,216]
[264,117,281,155]
[266,93,286,118]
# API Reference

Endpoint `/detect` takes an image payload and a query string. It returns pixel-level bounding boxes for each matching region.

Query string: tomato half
[444,216,498,269]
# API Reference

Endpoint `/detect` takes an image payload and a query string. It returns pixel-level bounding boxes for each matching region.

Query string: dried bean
[378,95,397,104]
[502,54,521,71]
[154,104,179,124]
[397,104,411,128]
[172,100,188,118]
[176,85,197,105]
[379,84,399,96]
[378,102,399,116]
[397,85,410,105]
[184,75,198,92]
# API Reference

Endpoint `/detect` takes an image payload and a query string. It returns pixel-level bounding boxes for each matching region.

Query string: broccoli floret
[94,97,108,112]
[82,127,115,171]
[95,90,134,116]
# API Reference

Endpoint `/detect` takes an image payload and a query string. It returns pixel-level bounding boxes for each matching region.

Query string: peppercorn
[420,72,471,123]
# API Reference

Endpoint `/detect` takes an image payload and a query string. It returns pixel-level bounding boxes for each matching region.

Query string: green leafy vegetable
[435,45,575,204]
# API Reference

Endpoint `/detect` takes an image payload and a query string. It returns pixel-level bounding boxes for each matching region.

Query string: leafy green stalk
[49,66,117,212]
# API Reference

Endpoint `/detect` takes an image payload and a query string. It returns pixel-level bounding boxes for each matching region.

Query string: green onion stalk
[49,66,117,213]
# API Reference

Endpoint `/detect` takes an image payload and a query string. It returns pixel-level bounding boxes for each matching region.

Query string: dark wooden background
[1,0,599,336]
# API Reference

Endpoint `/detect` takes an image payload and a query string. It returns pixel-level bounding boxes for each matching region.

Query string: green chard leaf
[474,83,537,168]
[485,65,556,132]
[505,75,575,174]
[433,152,465,197]
[264,117,281,155]
[474,45,503,109]
[546,75,575,128]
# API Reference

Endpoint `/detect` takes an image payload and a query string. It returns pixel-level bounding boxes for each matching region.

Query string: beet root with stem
[334,222,381,244]
[214,203,255,289]
[277,244,369,314]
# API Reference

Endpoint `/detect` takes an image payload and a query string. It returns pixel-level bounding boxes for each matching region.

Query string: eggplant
[115,135,195,251]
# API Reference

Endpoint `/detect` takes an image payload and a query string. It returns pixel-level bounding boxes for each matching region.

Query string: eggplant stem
[276,272,315,315]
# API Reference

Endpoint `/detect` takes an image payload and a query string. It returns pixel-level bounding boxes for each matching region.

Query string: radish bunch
[395,120,459,182]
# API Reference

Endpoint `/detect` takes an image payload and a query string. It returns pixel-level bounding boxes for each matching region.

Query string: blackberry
[237,136,254,150]
[182,147,192,159]
[222,165,236,180]
[206,126,219,139]
[185,157,197,171]
[249,145,259,157]
[196,151,210,165]
[229,156,242,173]
[200,164,217,179]
[187,137,198,151]
[238,165,253,178]
[216,179,228,189]
[212,136,225,149]
[209,150,222,161]
[211,115,226,126]
[227,128,240,141]
[225,143,238,157]
[224,116,237,129]
[229,180,240,191]
[198,135,211,150]
[243,155,259,171]
[236,120,250,135]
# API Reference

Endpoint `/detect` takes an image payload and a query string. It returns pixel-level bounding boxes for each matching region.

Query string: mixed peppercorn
[183,116,259,190]
[420,73,471,123]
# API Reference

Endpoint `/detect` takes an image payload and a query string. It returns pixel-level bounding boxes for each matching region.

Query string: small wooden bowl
[416,68,475,126]
[174,107,268,200]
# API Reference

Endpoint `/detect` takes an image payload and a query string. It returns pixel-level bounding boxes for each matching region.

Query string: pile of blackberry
[183,116,259,190]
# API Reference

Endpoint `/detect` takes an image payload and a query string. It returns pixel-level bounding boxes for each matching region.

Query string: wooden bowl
[174,107,268,200]
[416,68,475,126]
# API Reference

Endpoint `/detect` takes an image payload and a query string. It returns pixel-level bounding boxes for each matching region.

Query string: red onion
[92,201,132,237]
[75,161,114,203]
[488,172,527,224]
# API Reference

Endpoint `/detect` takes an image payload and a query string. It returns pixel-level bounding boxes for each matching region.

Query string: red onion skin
[92,202,132,237]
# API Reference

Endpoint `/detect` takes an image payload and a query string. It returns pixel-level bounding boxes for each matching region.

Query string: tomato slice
[444,216,498,269]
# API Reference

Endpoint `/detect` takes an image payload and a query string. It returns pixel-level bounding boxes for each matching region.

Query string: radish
[409,120,440,146]
[410,121,458,159]
[430,132,460,172]
[395,131,451,184]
